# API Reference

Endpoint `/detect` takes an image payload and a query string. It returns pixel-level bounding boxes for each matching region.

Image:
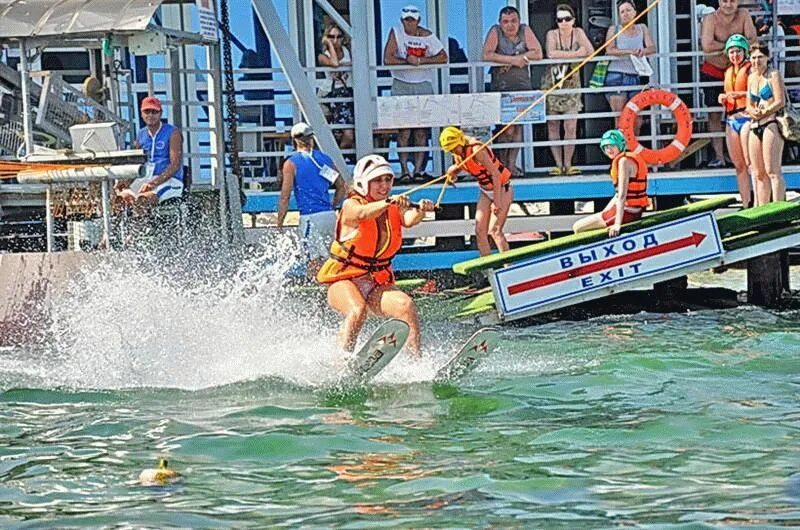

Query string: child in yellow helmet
[439,126,513,256]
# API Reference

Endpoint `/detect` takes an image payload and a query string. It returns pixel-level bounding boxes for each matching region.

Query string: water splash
[4,231,356,391]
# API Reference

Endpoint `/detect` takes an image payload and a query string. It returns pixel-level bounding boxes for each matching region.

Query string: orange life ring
[619,89,693,166]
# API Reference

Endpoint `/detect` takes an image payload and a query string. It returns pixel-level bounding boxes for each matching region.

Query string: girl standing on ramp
[439,126,514,256]
[719,34,752,208]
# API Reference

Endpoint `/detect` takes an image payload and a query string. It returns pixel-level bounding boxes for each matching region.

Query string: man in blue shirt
[117,96,184,207]
[277,122,345,275]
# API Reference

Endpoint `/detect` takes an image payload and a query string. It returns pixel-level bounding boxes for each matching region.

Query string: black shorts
[701,71,724,110]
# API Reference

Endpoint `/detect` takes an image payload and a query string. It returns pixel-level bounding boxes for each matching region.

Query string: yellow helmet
[439,126,466,153]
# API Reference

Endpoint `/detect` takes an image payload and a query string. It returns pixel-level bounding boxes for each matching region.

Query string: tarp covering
[0,0,162,39]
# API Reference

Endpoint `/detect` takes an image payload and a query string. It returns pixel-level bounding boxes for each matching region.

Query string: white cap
[697,4,715,16]
[291,122,314,139]
[400,5,421,20]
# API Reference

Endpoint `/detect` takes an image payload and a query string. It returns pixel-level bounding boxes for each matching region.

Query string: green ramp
[453,196,735,276]
[716,201,800,238]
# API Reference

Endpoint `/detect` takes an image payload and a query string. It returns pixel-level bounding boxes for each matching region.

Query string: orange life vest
[610,152,649,209]
[458,143,512,191]
[316,195,403,286]
[723,61,751,113]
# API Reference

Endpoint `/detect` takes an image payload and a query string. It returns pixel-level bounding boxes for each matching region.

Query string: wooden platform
[240,169,800,272]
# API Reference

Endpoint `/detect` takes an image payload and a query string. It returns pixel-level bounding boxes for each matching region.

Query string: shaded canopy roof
[0,0,164,39]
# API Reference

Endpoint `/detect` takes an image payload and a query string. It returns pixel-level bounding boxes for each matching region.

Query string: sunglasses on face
[557,16,574,22]
[142,109,161,115]
[328,33,342,39]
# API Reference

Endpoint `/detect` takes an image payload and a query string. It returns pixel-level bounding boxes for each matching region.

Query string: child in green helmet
[573,129,649,237]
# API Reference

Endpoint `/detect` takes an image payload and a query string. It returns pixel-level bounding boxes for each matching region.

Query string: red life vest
[316,195,403,285]
[723,61,751,113]
[610,152,649,209]
[458,143,512,191]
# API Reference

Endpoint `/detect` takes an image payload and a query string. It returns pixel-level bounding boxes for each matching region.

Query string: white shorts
[298,210,336,260]
[126,177,184,203]
[154,177,184,203]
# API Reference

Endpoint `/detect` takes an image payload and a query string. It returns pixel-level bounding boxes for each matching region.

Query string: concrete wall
[0,251,96,345]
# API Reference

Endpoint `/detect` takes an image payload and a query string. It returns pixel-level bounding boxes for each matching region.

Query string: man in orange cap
[117,96,185,207]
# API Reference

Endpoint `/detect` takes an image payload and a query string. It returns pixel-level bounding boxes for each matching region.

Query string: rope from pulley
[219,0,244,204]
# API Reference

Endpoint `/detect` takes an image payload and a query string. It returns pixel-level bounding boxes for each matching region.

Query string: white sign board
[777,0,800,15]
[196,0,218,42]
[493,213,723,317]
[499,91,546,124]
[377,93,500,129]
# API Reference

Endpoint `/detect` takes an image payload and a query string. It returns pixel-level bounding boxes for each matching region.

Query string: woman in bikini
[747,44,786,205]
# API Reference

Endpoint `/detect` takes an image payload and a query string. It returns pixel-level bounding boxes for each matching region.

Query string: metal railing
[225,42,800,191]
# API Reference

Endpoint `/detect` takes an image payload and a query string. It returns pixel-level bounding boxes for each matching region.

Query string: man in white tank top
[382,5,448,182]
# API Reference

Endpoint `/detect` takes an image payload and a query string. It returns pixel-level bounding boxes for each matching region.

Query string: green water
[2,302,799,528]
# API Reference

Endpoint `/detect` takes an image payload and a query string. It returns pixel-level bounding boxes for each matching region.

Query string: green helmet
[724,34,750,56]
[600,129,626,151]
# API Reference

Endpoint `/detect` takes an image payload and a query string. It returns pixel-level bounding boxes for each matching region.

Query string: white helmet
[352,154,393,196]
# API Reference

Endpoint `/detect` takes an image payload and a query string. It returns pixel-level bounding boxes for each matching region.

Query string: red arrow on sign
[508,231,707,296]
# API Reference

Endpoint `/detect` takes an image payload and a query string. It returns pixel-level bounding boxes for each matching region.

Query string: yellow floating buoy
[138,457,180,486]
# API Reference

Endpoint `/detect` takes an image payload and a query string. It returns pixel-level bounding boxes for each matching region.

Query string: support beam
[349,0,375,161]
[747,251,789,308]
[466,0,484,93]
[45,186,54,252]
[206,43,225,188]
[18,40,34,156]
[251,0,348,176]
[167,48,184,130]
[314,0,351,36]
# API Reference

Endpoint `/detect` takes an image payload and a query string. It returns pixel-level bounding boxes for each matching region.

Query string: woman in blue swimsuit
[747,44,786,205]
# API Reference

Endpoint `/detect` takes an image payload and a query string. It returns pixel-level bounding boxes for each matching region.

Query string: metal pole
[100,180,112,250]
[18,40,35,156]
[349,0,375,162]
[206,43,225,188]
[772,0,779,72]
[466,0,483,94]
[45,186,54,252]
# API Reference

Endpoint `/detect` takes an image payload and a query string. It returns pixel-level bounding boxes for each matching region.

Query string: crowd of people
[311,1,793,186]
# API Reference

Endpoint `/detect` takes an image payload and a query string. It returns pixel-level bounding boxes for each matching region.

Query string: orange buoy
[619,89,693,166]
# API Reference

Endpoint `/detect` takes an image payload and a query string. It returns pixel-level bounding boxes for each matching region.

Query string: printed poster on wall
[499,91,546,124]
[376,93,500,129]
[197,0,219,42]
[777,0,800,14]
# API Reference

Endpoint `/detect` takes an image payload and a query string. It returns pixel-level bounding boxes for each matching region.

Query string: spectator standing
[604,0,656,134]
[719,34,753,207]
[382,5,448,183]
[746,44,786,205]
[318,23,355,154]
[701,0,757,168]
[278,123,346,276]
[541,4,594,176]
[482,5,543,177]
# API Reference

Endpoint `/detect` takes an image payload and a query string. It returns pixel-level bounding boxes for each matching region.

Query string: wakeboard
[434,327,500,382]
[345,318,409,384]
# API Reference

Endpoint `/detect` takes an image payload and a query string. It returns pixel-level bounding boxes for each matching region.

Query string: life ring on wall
[619,89,693,165]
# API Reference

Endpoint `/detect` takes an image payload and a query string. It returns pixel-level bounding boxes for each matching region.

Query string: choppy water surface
[1,249,799,528]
